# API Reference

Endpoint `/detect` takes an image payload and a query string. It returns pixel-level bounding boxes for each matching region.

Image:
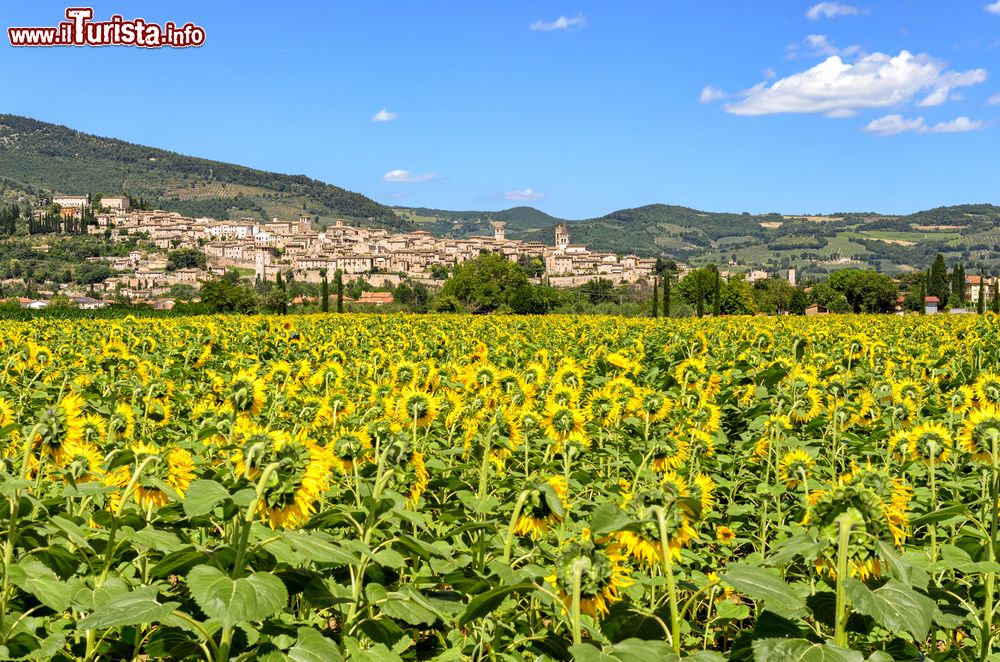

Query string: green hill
[0,115,406,228]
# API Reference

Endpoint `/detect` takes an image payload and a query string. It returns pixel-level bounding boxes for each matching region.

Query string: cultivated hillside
[0,115,407,228]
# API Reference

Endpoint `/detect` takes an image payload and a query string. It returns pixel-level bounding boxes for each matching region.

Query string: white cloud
[504,188,545,201]
[986,1,1000,14]
[923,116,984,133]
[988,92,1000,104]
[862,114,925,136]
[763,68,777,79]
[383,169,436,183]
[723,51,988,116]
[371,109,398,123]
[806,2,863,20]
[699,85,728,103]
[786,34,863,59]
[863,114,985,136]
[529,14,587,32]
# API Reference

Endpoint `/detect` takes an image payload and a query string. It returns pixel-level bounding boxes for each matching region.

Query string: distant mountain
[2,114,998,277]
[399,201,1000,277]
[0,115,407,228]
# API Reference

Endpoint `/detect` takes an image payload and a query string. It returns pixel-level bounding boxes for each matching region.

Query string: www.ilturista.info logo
[8,8,205,48]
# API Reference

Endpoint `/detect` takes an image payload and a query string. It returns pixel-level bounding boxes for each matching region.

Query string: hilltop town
[43,194,660,303]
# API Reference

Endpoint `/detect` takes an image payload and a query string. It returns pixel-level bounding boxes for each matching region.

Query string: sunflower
[231,369,266,417]
[256,433,330,529]
[788,388,824,424]
[514,476,568,539]
[778,448,815,489]
[383,438,430,507]
[80,413,107,444]
[948,385,977,415]
[959,405,1000,462]
[33,392,85,464]
[58,439,104,485]
[975,372,1000,407]
[807,481,909,580]
[715,525,736,546]
[541,401,588,450]
[549,532,632,618]
[131,442,196,510]
[688,472,716,515]
[908,421,952,465]
[650,434,690,472]
[630,389,673,423]
[618,484,698,565]
[584,388,621,427]
[231,423,291,478]
[0,397,14,428]
[329,427,373,474]
[392,387,441,428]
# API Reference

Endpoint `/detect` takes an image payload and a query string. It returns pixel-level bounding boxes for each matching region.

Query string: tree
[929,254,949,308]
[651,277,659,318]
[839,271,898,313]
[334,269,344,313]
[952,263,966,305]
[993,275,1000,314]
[712,267,721,317]
[663,271,672,317]
[720,274,758,315]
[320,268,329,313]
[200,274,259,313]
[978,270,986,314]
[439,253,531,313]
[678,267,716,317]
[166,248,206,271]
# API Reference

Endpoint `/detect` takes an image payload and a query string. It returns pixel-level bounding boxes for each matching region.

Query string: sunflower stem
[981,432,999,661]
[570,557,586,647]
[833,512,856,648]
[655,506,682,654]
[503,490,530,565]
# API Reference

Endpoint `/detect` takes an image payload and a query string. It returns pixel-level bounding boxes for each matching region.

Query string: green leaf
[183,479,230,517]
[187,565,288,629]
[458,582,537,627]
[568,638,684,661]
[282,530,359,565]
[8,559,72,612]
[287,627,344,662]
[843,578,934,641]
[751,638,863,662]
[76,586,180,629]
[590,503,631,536]
[128,527,182,552]
[908,504,966,527]
[722,563,806,619]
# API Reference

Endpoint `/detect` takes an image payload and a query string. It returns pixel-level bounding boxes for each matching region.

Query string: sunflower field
[2,313,1000,661]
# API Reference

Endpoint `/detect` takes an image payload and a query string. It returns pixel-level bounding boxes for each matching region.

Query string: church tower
[491,220,506,241]
[555,223,570,249]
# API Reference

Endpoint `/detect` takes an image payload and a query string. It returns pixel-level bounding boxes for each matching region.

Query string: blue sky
[2,1,999,218]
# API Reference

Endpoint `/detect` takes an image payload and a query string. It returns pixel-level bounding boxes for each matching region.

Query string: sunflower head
[960,405,1000,462]
[908,421,952,465]
[778,448,815,489]
[550,534,632,618]
[514,476,568,539]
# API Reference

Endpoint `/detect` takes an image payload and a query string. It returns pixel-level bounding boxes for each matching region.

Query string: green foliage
[166,248,207,271]
[0,115,406,227]
[439,253,531,313]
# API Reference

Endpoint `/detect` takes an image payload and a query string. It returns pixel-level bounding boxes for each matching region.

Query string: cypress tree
[651,278,659,318]
[664,271,671,317]
[952,264,966,305]
[335,269,344,313]
[320,268,329,313]
[929,254,949,307]
[978,269,986,314]
[712,267,721,317]
[992,274,1000,314]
